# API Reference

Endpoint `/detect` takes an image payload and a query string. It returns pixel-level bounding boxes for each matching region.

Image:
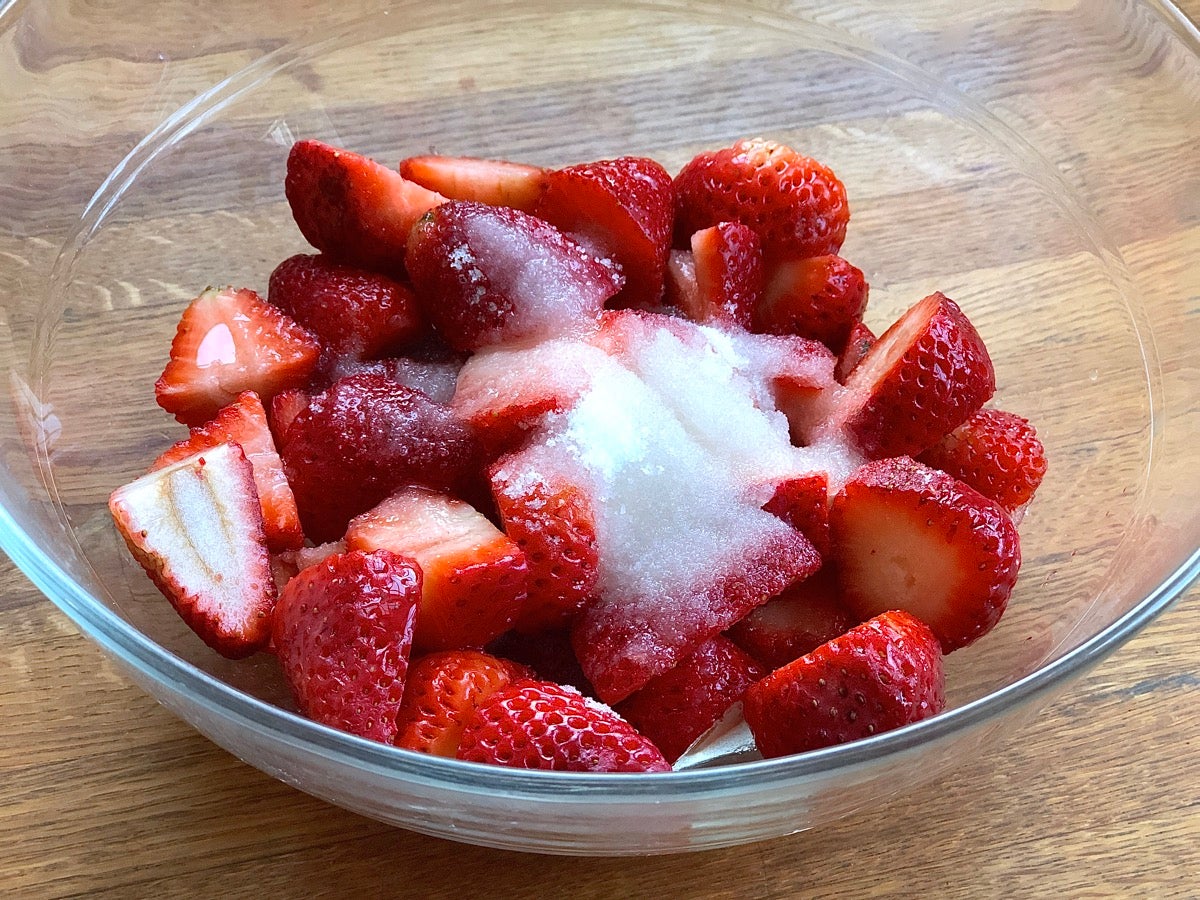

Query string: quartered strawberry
[284,139,445,273]
[752,254,868,351]
[398,155,546,212]
[406,201,623,352]
[616,635,765,763]
[918,408,1048,513]
[109,443,275,659]
[534,156,675,307]
[674,138,849,263]
[152,391,303,551]
[392,649,534,757]
[830,457,1021,652]
[744,609,945,757]
[155,287,321,426]
[345,487,529,652]
[272,549,421,743]
[835,320,876,384]
[280,372,481,542]
[456,680,671,772]
[763,470,830,558]
[725,569,854,670]
[678,221,763,330]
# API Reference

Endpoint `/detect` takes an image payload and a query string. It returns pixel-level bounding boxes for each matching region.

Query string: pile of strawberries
[109,137,1046,773]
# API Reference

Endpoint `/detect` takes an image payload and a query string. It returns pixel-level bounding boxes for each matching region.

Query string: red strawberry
[393,650,533,756]
[674,138,849,263]
[284,139,444,273]
[918,408,1048,513]
[763,470,830,557]
[280,372,480,542]
[398,155,546,212]
[678,222,763,329]
[752,254,868,351]
[109,443,275,659]
[345,487,529,652]
[831,292,995,459]
[405,201,623,352]
[152,391,303,551]
[616,636,765,763]
[830,457,1021,652]
[725,569,854,670]
[835,320,876,384]
[268,388,311,447]
[155,287,321,426]
[456,680,671,772]
[743,610,945,757]
[272,549,421,743]
[486,627,596,697]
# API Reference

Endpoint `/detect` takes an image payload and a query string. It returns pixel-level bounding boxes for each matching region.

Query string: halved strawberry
[152,391,303,551]
[272,549,421,743]
[344,487,529,652]
[534,156,675,307]
[744,609,945,757]
[109,443,275,658]
[405,201,623,352]
[398,155,546,212]
[753,254,868,351]
[830,456,1021,652]
[835,320,876,384]
[285,139,445,273]
[763,470,830,557]
[154,287,321,426]
[725,568,854,670]
[679,221,763,330]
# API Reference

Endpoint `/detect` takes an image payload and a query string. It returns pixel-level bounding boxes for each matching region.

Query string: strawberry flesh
[725,568,854,670]
[399,155,546,212]
[753,254,868,351]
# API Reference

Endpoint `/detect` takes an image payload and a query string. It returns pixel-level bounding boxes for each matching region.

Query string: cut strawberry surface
[155,287,321,426]
[664,248,700,313]
[399,154,546,212]
[683,221,763,330]
[109,443,275,659]
[835,320,876,384]
[267,388,311,447]
[753,254,868,351]
[725,568,854,670]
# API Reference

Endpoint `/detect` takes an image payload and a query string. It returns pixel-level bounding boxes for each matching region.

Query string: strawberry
[284,139,444,273]
[917,408,1048,512]
[752,254,868,351]
[830,456,1021,652]
[835,320,876,384]
[405,201,623,352]
[152,391,303,551]
[743,610,945,757]
[616,635,765,763]
[393,650,534,756]
[533,156,675,307]
[344,487,529,652]
[280,372,481,542]
[345,353,464,406]
[398,155,546,212]
[456,680,671,772]
[268,388,310,446]
[763,470,830,557]
[832,292,995,459]
[680,221,763,329]
[154,287,321,426]
[272,549,421,743]
[725,569,854,670]
[674,138,849,263]
[109,443,275,658]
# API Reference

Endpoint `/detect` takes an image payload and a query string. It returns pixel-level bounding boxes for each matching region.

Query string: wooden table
[2,2,1197,896]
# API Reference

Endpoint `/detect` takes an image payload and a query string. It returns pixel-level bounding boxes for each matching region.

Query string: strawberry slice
[830,457,1021,652]
[154,287,321,426]
[284,139,445,273]
[725,568,854,670]
[835,320,876,384]
[109,443,275,659]
[272,549,421,743]
[405,201,623,352]
[393,650,533,756]
[398,155,546,212]
[679,221,763,330]
[763,470,830,557]
[152,391,303,551]
[752,254,868,351]
[345,487,529,652]
[616,635,765,763]
[456,680,671,772]
[744,610,945,757]
[534,156,675,307]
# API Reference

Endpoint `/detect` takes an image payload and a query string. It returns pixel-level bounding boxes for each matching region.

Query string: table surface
[3,2,1199,896]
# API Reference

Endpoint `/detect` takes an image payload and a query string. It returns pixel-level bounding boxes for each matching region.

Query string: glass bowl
[1,0,1197,855]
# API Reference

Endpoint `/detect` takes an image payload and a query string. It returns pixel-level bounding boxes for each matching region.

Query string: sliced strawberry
[744,610,945,757]
[398,155,546,212]
[678,222,763,330]
[674,138,849,263]
[753,254,868,351]
[109,443,275,659]
[155,287,320,426]
[406,201,623,352]
[272,549,421,743]
[725,568,854,670]
[345,487,529,652]
[763,470,830,557]
[268,388,311,447]
[152,391,303,551]
[830,457,1021,652]
[486,627,596,697]
[835,320,876,384]
[918,408,1048,513]
[616,635,765,763]
[456,680,671,772]
[284,139,445,273]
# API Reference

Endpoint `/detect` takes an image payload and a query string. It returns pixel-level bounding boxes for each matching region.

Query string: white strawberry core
[195,322,237,368]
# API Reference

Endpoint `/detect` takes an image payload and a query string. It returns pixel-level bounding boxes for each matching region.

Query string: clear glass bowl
[1,0,1197,855]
